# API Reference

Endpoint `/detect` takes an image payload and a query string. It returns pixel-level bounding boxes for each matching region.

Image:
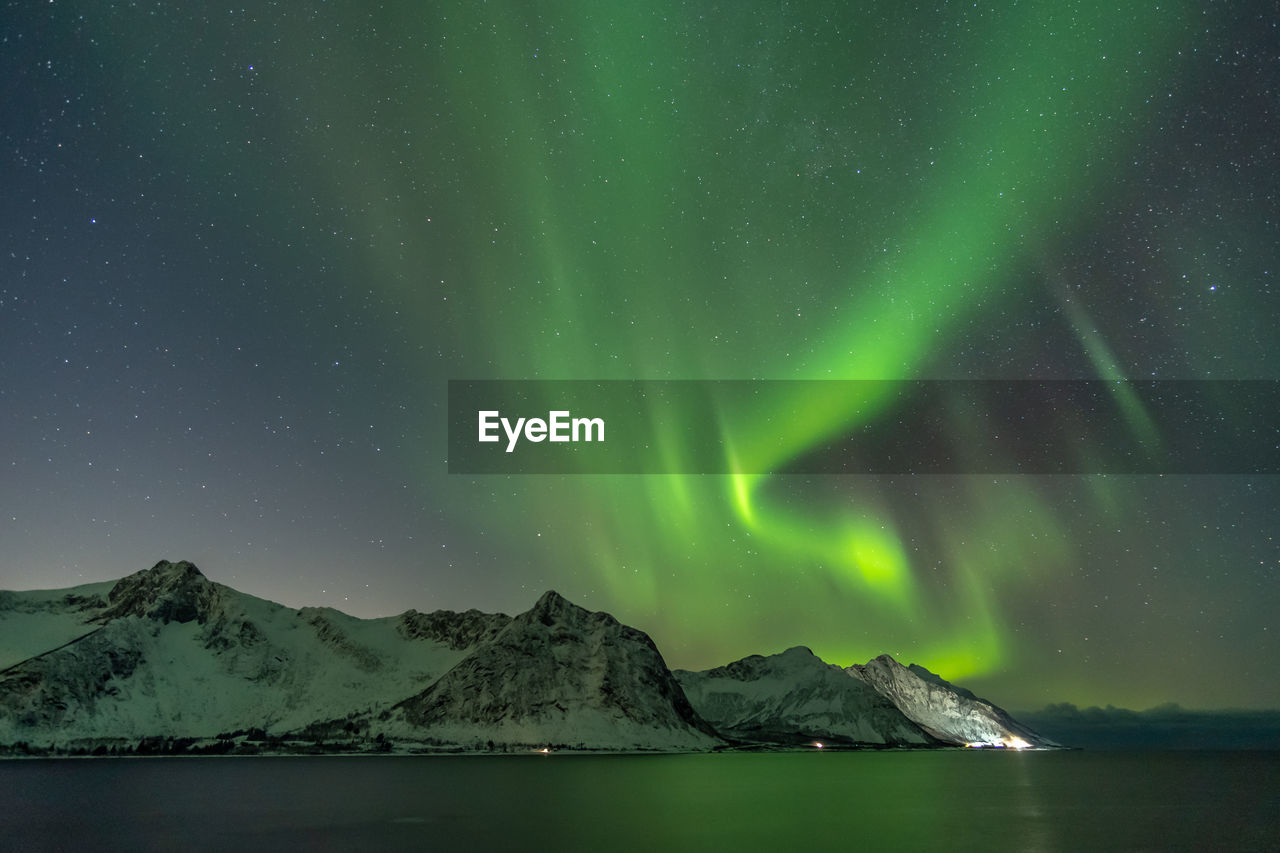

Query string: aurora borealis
[2,1,1277,712]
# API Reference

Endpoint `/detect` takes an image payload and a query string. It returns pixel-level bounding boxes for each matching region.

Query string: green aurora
[5,0,1277,712]
[414,2,1200,686]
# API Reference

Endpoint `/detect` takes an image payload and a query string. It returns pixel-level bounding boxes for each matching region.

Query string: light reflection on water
[1,750,1275,852]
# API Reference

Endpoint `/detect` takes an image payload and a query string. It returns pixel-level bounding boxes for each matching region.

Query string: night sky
[2,1,1277,712]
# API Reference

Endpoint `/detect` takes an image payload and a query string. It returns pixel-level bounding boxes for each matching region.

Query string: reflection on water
[1,751,1276,852]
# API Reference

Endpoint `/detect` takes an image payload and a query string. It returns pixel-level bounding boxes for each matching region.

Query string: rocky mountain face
[96,560,221,624]
[395,608,511,650]
[847,654,1057,748]
[387,591,721,750]
[675,646,935,746]
[0,560,1055,753]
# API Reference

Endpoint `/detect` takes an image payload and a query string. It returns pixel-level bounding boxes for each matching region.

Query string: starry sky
[2,1,1277,712]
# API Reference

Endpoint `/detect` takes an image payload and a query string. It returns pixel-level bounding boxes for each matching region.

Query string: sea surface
[2,750,1276,852]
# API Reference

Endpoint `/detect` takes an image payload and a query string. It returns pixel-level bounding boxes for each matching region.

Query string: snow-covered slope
[385,591,722,750]
[847,654,1056,748]
[675,646,934,746]
[0,562,718,752]
[0,581,116,671]
[0,560,1055,752]
[0,561,500,745]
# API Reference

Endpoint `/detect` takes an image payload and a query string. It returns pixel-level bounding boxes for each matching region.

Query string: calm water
[2,751,1276,852]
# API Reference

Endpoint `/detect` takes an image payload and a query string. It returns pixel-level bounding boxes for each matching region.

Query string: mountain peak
[534,589,569,608]
[393,589,720,749]
[151,559,205,579]
[528,589,592,623]
[690,645,835,684]
[100,559,220,624]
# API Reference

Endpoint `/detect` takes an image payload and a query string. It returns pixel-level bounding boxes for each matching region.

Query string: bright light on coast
[965,737,1030,749]
[813,742,824,749]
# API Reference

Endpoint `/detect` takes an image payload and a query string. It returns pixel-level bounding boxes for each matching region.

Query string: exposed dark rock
[99,560,221,625]
[396,608,511,649]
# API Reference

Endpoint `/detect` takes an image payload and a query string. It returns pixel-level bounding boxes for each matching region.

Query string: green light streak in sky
[413,1,1191,675]
[715,2,1186,674]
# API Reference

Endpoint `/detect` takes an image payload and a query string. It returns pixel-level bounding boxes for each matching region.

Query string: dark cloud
[1019,704,1280,751]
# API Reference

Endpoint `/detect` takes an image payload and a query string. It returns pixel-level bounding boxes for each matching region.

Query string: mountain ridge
[674,646,939,747]
[0,560,1057,754]
[847,654,1057,748]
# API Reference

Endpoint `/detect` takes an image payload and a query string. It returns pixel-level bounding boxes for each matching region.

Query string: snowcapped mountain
[847,654,1057,748]
[675,646,935,746]
[0,561,505,746]
[0,561,717,752]
[0,560,1054,753]
[384,591,721,750]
